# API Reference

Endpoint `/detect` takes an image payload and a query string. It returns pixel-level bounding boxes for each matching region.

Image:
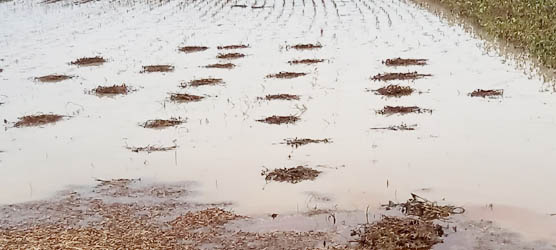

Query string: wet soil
[178,46,208,53]
[289,43,322,50]
[217,44,249,50]
[288,59,325,64]
[70,56,106,66]
[285,138,331,147]
[371,72,432,81]
[216,52,245,59]
[260,94,300,101]
[205,63,235,69]
[262,166,321,183]
[35,74,73,82]
[14,114,64,127]
[376,106,433,115]
[185,78,223,87]
[469,89,504,98]
[169,93,204,102]
[370,124,417,131]
[126,145,177,153]
[140,65,174,73]
[383,58,428,66]
[142,118,184,128]
[374,85,414,97]
[256,115,299,125]
[91,84,130,95]
[266,72,307,79]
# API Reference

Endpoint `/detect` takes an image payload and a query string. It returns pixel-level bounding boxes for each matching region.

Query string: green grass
[427,0,556,69]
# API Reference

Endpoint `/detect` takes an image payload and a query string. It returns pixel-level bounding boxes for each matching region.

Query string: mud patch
[14,114,64,127]
[371,72,432,81]
[184,78,223,87]
[383,58,428,66]
[142,118,184,128]
[205,63,235,69]
[288,59,325,64]
[216,53,245,59]
[376,106,432,115]
[170,93,204,102]
[178,46,208,53]
[256,115,299,125]
[260,94,300,101]
[126,145,177,153]
[35,74,73,82]
[91,84,130,95]
[217,44,249,50]
[266,72,307,79]
[374,85,414,97]
[70,56,106,66]
[262,166,321,183]
[140,65,174,73]
[289,43,322,50]
[469,89,504,98]
[285,138,331,147]
[371,124,417,131]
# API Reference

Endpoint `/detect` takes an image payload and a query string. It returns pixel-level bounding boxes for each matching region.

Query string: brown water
[1,0,555,243]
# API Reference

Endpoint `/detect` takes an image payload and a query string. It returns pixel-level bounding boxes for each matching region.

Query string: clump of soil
[184,78,223,87]
[217,44,249,50]
[386,194,465,221]
[376,106,432,115]
[383,58,428,66]
[178,46,208,53]
[289,43,322,50]
[256,115,299,125]
[353,216,444,250]
[216,53,245,59]
[14,114,64,127]
[142,118,184,128]
[266,72,307,79]
[35,74,73,82]
[205,63,235,69]
[140,65,174,73]
[469,89,504,98]
[92,84,130,95]
[374,85,414,97]
[70,56,106,66]
[371,124,416,131]
[170,93,204,102]
[288,59,325,64]
[262,166,321,183]
[126,145,177,153]
[260,94,300,101]
[285,138,331,147]
[371,72,432,81]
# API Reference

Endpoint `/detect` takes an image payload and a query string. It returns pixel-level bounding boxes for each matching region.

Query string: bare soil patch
[140,65,174,73]
[262,166,321,183]
[377,106,432,115]
[126,145,177,153]
[178,46,208,53]
[374,85,414,97]
[260,94,300,101]
[371,72,432,81]
[35,74,73,82]
[383,58,428,66]
[217,44,249,50]
[289,43,322,50]
[70,56,106,66]
[266,72,307,79]
[142,118,184,128]
[257,115,299,125]
[288,59,325,64]
[371,124,417,131]
[91,84,130,95]
[184,78,223,87]
[469,89,504,98]
[205,63,235,69]
[170,93,204,102]
[216,53,245,59]
[285,138,331,147]
[14,114,64,127]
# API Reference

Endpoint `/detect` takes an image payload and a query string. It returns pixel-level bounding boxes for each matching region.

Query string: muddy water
[1,0,556,243]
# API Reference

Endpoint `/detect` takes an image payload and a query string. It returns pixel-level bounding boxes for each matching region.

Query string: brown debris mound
[388,194,465,221]
[217,44,249,50]
[290,43,322,50]
[377,106,432,115]
[374,85,414,97]
[140,65,174,73]
[266,72,307,79]
[216,53,245,59]
[383,58,428,66]
[261,94,300,101]
[205,63,235,69]
[14,114,64,127]
[92,84,130,95]
[371,124,416,131]
[257,115,299,125]
[126,145,177,153]
[371,72,432,81]
[469,89,504,98]
[186,78,223,87]
[178,46,208,53]
[142,118,184,128]
[170,93,204,102]
[262,166,321,183]
[288,59,325,64]
[285,138,331,147]
[354,216,444,250]
[71,56,106,66]
[35,74,73,82]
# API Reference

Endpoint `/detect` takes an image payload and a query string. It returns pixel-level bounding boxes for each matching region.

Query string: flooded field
[1,0,556,247]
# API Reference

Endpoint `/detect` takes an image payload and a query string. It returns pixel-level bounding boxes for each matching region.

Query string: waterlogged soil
[140,65,174,73]
[257,115,300,125]
[185,78,223,87]
[170,93,204,102]
[71,56,106,66]
[91,84,130,95]
[262,166,321,183]
[371,72,432,81]
[205,63,235,69]
[374,85,414,97]
[377,106,433,115]
[178,46,209,53]
[216,52,245,59]
[267,72,308,79]
[261,94,300,101]
[470,89,504,98]
[35,74,73,82]
[14,114,64,127]
[289,43,322,50]
[289,59,325,64]
[142,118,184,128]
[217,44,249,50]
[383,58,428,66]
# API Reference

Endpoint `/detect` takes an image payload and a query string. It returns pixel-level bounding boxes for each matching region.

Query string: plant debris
[262,166,321,183]
[469,89,504,98]
[374,85,414,97]
[170,208,244,229]
[289,43,322,50]
[92,84,130,95]
[383,58,428,66]
[140,65,174,73]
[142,118,184,128]
[260,94,300,101]
[217,44,249,50]
[266,72,307,79]
[205,63,235,69]
[371,124,417,131]
[35,74,73,82]
[216,53,245,59]
[288,59,325,64]
[285,138,331,147]
[184,78,223,87]
[14,114,64,127]
[256,115,299,125]
[371,72,432,81]
[126,145,177,153]
[170,93,204,102]
[178,46,208,53]
[376,106,432,115]
[70,56,106,66]
[385,194,465,221]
